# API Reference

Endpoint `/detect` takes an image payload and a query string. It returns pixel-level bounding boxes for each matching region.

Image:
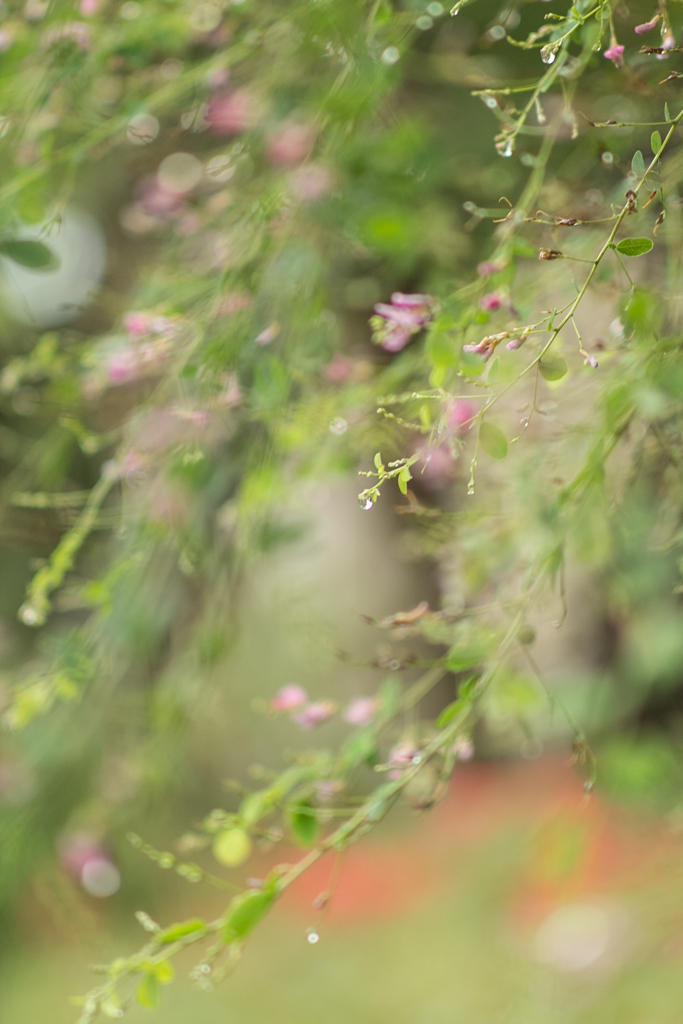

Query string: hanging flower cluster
[370,293,436,353]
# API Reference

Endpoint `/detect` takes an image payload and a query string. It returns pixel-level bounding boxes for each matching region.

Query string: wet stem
[478,105,683,428]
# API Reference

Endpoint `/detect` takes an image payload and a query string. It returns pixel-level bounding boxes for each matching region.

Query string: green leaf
[479,421,508,459]
[539,354,568,381]
[486,356,500,383]
[665,102,671,123]
[615,237,654,258]
[651,131,662,156]
[222,889,275,942]
[289,798,319,846]
[339,727,377,770]
[136,973,160,1010]
[397,465,412,495]
[212,827,252,867]
[158,918,206,944]
[378,677,400,720]
[631,149,645,177]
[374,452,383,471]
[153,961,175,984]
[0,239,59,270]
[437,697,466,728]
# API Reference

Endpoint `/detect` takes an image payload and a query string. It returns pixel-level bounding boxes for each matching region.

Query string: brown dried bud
[556,218,578,227]
[539,248,562,260]
[624,190,637,214]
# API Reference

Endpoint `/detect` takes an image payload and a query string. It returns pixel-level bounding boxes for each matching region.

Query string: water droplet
[329,416,348,435]
[19,604,43,627]
[362,499,373,510]
[307,930,320,944]
[381,46,400,65]
[412,754,423,764]
[495,138,513,158]
[482,95,498,109]
[200,964,211,973]
[540,44,557,64]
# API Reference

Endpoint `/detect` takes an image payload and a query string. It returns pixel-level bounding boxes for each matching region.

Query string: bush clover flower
[370,292,435,353]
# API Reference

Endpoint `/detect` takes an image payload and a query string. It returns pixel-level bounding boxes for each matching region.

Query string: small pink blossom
[413,443,455,487]
[323,355,353,383]
[479,292,505,312]
[255,322,280,345]
[80,0,100,12]
[267,124,315,166]
[293,700,336,729]
[289,164,335,202]
[174,408,211,428]
[452,736,474,761]
[390,292,433,308]
[218,373,242,406]
[388,741,421,779]
[603,43,625,67]
[371,293,435,353]
[124,312,150,335]
[463,332,508,361]
[107,347,139,383]
[220,292,252,316]
[658,31,676,56]
[58,831,104,876]
[583,351,599,368]
[635,14,660,33]
[477,257,507,277]
[270,684,308,712]
[343,697,379,726]
[207,89,254,136]
[315,779,343,802]
[448,399,476,432]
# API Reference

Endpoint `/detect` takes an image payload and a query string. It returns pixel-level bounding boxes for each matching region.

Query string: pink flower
[413,443,455,488]
[604,43,625,66]
[388,741,421,779]
[370,293,435,353]
[255,322,280,345]
[477,257,507,277]
[452,736,474,761]
[218,373,242,406]
[270,685,308,712]
[479,292,504,312]
[79,0,100,13]
[58,831,103,876]
[220,292,252,316]
[343,697,378,726]
[448,400,476,432]
[659,31,676,56]
[207,89,254,136]
[124,312,150,335]
[289,164,335,202]
[107,347,139,383]
[390,292,433,308]
[293,700,336,729]
[323,355,353,383]
[635,15,660,33]
[267,124,315,166]
[463,332,508,360]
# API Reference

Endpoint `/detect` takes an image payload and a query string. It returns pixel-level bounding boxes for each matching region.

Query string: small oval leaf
[0,239,59,270]
[222,889,275,942]
[539,354,568,381]
[288,799,319,846]
[479,421,508,460]
[136,974,160,1010]
[651,130,662,156]
[615,237,654,257]
[631,149,645,177]
[158,918,206,944]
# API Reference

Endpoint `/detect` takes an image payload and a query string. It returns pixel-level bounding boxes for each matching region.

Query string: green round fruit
[212,827,252,867]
